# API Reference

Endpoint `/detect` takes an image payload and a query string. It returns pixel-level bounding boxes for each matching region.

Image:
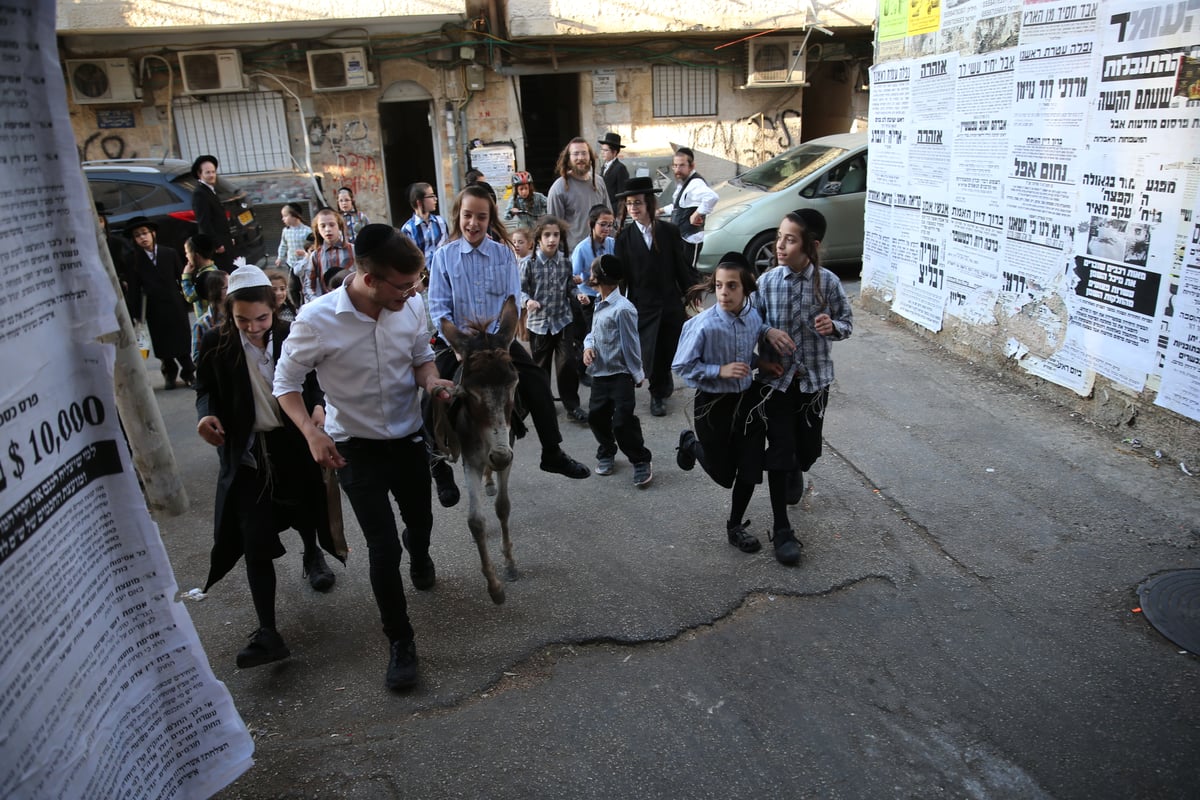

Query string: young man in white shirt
[274,224,456,692]
[660,147,720,269]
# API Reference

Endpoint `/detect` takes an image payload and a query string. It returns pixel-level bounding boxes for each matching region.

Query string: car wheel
[745,232,776,276]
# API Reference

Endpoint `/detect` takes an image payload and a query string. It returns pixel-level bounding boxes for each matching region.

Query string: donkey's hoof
[504,564,520,582]
[488,585,506,605]
[484,477,497,497]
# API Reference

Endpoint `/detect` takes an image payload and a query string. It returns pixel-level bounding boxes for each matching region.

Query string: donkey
[434,297,521,604]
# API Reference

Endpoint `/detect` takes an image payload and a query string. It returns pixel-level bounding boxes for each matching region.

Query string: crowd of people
[122,138,851,693]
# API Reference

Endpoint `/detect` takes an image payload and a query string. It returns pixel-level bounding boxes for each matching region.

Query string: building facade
[56,0,874,229]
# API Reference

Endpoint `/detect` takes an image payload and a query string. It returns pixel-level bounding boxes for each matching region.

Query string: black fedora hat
[614,176,656,199]
[598,132,624,151]
[191,154,218,179]
[123,215,158,237]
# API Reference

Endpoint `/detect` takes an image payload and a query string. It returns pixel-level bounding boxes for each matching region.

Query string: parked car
[84,159,267,265]
[696,132,868,274]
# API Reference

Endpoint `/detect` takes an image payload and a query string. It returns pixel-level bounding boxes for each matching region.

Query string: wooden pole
[91,212,189,517]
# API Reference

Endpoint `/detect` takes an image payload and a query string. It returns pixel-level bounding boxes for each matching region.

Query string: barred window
[652,66,717,118]
[174,91,291,174]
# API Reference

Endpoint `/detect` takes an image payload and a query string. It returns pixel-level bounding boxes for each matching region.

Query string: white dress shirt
[274,285,435,441]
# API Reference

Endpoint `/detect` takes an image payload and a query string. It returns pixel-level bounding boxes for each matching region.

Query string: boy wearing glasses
[400,182,448,263]
[275,224,456,692]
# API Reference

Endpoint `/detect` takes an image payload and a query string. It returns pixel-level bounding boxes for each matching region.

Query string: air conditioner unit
[179,50,245,95]
[65,59,140,105]
[307,48,375,92]
[746,38,808,88]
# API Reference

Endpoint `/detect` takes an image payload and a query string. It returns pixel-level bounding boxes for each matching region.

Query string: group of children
[572,207,852,566]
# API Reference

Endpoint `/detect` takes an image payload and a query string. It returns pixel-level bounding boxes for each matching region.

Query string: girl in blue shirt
[672,252,774,554]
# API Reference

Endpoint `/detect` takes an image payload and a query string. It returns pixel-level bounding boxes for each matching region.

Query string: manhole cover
[1137,569,1200,655]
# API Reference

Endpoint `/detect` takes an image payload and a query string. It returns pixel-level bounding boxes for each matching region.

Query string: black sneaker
[540,449,591,479]
[676,430,698,471]
[302,549,336,592]
[726,520,762,553]
[236,627,290,669]
[567,406,588,423]
[650,397,666,416]
[401,529,436,590]
[769,527,803,566]
[386,640,419,691]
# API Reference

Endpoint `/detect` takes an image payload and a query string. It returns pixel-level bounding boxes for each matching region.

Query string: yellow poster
[908,0,942,36]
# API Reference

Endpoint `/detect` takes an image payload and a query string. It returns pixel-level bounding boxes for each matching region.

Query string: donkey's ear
[441,318,467,358]
[496,295,518,346]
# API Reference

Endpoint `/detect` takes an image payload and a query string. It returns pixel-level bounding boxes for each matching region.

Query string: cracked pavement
[149,282,1199,799]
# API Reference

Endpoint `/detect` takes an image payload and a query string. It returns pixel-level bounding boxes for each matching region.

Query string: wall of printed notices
[862,0,1200,437]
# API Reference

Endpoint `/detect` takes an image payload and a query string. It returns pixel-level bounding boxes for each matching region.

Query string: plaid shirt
[751,264,852,393]
[342,210,369,243]
[277,223,310,269]
[401,213,448,262]
[519,250,574,335]
[309,239,355,299]
[672,303,768,394]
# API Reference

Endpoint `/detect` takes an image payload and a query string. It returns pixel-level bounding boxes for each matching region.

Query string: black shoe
[567,406,588,423]
[540,449,591,479]
[386,640,419,691]
[431,459,460,508]
[650,397,666,416]
[676,430,698,471]
[401,529,436,590]
[769,527,803,566]
[786,469,805,505]
[236,627,290,669]
[726,520,762,553]
[302,549,336,592]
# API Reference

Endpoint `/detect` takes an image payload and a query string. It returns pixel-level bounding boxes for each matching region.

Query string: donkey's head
[441,297,520,471]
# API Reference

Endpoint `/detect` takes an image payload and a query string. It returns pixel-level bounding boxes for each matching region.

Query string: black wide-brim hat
[614,176,656,199]
[123,215,158,237]
[191,154,218,179]
[598,132,624,151]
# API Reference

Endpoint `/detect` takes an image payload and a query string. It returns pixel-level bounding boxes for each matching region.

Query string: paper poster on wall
[868,61,914,191]
[891,190,949,331]
[909,0,942,36]
[592,69,618,105]
[468,143,516,187]
[909,53,957,193]
[879,0,908,41]
[862,188,897,298]
[952,50,1016,208]
[2,2,254,797]
[1155,213,1200,422]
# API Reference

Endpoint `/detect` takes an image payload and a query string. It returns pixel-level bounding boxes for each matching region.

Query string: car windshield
[733,143,848,192]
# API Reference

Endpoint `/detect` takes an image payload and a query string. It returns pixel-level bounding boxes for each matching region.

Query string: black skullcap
[594,253,625,284]
[353,223,396,260]
[717,251,750,270]
[794,208,827,242]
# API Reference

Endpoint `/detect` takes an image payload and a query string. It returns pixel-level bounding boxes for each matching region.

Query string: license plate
[238,210,253,226]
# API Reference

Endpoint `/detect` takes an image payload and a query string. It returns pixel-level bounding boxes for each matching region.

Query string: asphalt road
[147,282,1199,799]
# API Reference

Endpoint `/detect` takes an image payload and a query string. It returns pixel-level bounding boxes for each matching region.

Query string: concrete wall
[507,0,875,37]
[56,0,460,31]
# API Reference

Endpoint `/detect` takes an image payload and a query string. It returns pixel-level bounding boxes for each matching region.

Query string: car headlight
[705,204,751,232]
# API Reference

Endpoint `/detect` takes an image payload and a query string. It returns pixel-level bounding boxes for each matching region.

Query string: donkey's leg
[483,466,497,497]
[495,466,518,581]
[465,462,505,604]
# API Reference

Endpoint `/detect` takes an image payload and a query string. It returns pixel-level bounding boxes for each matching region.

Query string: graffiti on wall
[689,108,803,172]
[79,131,137,162]
[307,116,371,149]
[326,151,382,198]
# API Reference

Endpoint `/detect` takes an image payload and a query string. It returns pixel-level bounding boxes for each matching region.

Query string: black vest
[671,171,704,238]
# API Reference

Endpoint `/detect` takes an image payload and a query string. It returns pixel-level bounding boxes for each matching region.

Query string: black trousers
[436,341,563,451]
[693,387,766,488]
[588,374,651,463]
[335,436,431,645]
[763,384,829,473]
[529,323,581,410]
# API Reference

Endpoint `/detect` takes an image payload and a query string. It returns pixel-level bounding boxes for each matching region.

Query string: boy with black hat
[190,154,235,272]
[598,132,629,204]
[582,253,653,487]
[124,216,194,388]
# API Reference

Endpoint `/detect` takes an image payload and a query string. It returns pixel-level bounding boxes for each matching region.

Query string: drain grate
[1137,569,1200,655]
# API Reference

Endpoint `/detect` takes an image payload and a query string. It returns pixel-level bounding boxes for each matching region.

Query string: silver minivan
[697,131,868,273]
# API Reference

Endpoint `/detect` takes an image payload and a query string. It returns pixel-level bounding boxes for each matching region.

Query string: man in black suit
[598,132,629,209]
[191,154,235,272]
[124,216,194,388]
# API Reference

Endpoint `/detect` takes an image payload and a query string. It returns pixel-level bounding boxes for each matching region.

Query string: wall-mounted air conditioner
[65,59,140,105]
[307,48,375,92]
[179,50,245,95]
[746,38,808,88]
